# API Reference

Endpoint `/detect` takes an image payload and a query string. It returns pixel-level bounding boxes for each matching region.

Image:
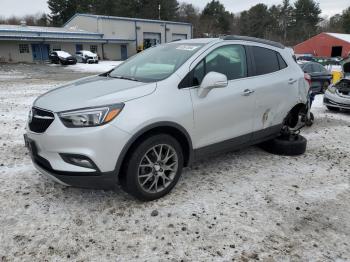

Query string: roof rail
[221,35,285,49]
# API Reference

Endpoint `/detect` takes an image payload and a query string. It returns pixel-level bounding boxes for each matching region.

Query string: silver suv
[25,36,309,201]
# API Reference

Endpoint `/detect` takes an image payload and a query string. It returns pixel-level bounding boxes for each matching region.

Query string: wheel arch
[115,122,193,179]
[284,103,307,128]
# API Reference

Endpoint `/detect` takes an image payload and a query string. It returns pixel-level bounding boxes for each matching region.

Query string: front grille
[29,107,55,133]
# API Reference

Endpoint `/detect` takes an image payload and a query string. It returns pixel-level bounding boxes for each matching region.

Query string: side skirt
[193,124,282,161]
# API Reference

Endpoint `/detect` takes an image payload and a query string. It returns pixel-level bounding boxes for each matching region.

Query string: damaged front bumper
[324,79,350,110]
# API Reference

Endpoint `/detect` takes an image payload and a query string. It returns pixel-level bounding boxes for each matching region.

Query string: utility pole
[158,4,161,20]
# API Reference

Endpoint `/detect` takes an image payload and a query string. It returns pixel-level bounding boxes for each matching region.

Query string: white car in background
[324,59,350,111]
[75,50,99,64]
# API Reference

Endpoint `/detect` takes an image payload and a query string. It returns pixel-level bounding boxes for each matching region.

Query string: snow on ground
[49,60,123,73]
[0,64,350,261]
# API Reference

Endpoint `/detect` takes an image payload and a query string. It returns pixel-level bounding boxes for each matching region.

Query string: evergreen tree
[47,0,93,26]
[239,4,272,39]
[291,0,322,42]
[200,0,233,36]
[342,7,350,33]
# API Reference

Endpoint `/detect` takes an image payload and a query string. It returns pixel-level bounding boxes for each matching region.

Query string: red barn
[294,32,350,58]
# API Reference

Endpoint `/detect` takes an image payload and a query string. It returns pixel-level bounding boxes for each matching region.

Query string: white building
[0,14,192,63]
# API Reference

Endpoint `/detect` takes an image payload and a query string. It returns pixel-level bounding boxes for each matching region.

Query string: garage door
[143,32,161,49]
[172,34,187,41]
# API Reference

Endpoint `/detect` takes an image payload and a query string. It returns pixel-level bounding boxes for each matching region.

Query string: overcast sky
[0,0,348,19]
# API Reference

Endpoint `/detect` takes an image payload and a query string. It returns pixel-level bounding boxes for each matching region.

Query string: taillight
[304,73,312,87]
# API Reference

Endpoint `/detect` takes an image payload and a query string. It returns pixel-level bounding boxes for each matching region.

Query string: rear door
[248,45,298,136]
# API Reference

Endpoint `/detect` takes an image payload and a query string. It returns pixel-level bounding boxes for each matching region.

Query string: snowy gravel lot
[0,63,350,261]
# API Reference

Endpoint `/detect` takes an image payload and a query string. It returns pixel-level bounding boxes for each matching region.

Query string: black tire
[121,134,184,201]
[322,81,330,93]
[260,134,307,156]
[326,106,340,111]
[305,112,314,127]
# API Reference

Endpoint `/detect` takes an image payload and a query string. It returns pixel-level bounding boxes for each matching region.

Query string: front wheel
[121,134,184,201]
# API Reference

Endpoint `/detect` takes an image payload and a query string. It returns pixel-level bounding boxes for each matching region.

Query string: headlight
[58,104,124,128]
[327,85,336,94]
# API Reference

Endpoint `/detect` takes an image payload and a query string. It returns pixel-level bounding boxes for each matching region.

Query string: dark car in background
[49,51,77,65]
[300,62,332,94]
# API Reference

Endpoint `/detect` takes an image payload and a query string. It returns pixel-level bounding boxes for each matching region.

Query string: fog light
[60,154,99,171]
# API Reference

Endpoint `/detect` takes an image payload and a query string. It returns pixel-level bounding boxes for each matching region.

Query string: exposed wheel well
[284,103,307,128]
[118,125,192,180]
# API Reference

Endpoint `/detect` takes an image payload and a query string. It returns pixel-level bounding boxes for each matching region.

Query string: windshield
[82,51,96,56]
[109,43,204,82]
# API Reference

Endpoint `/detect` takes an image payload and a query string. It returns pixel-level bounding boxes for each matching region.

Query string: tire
[322,81,330,93]
[121,134,184,201]
[305,112,314,127]
[260,134,307,156]
[326,106,340,111]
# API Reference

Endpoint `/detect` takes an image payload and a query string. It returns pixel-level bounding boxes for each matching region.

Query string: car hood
[34,76,156,112]
[60,55,75,60]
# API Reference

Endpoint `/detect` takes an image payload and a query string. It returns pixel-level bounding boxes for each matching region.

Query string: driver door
[188,44,256,151]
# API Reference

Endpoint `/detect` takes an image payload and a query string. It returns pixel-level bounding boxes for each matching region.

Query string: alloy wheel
[137,144,178,193]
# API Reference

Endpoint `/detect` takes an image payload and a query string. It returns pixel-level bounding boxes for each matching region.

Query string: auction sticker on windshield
[176,45,201,51]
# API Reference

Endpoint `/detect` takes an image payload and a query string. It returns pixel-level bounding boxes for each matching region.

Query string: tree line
[0,0,349,46]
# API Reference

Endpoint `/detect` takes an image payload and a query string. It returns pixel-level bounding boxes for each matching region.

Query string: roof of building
[326,33,350,43]
[64,13,192,27]
[0,24,102,36]
[0,24,129,42]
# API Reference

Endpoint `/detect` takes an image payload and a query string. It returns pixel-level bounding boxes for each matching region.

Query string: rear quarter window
[251,46,282,76]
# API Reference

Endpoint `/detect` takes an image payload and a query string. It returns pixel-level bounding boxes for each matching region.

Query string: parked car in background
[313,57,341,66]
[296,54,314,63]
[324,59,350,111]
[75,50,99,64]
[49,51,77,65]
[25,36,309,201]
[300,62,332,94]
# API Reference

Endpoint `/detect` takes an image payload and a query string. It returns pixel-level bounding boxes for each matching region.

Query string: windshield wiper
[108,74,140,82]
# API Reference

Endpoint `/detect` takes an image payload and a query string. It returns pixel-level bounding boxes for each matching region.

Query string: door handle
[288,78,297,84]
[242,89,255,96]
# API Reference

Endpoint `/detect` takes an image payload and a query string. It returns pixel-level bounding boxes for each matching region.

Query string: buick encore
[25,36,309,200]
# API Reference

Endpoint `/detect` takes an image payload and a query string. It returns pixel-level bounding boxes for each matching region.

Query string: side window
[252,46,280,76]
[303,64,313,73]
[90,45,98,53]
[205,45,247,81]
[277,53,287,70]
[311,63,321,72]
[19,44,29,54]
[179,45,247,88]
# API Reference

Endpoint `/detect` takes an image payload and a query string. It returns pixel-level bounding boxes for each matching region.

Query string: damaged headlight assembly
[327,85,337,94]
[58,104,124,127]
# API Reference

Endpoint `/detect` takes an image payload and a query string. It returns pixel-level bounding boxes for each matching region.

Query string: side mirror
[198,72,228,98]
